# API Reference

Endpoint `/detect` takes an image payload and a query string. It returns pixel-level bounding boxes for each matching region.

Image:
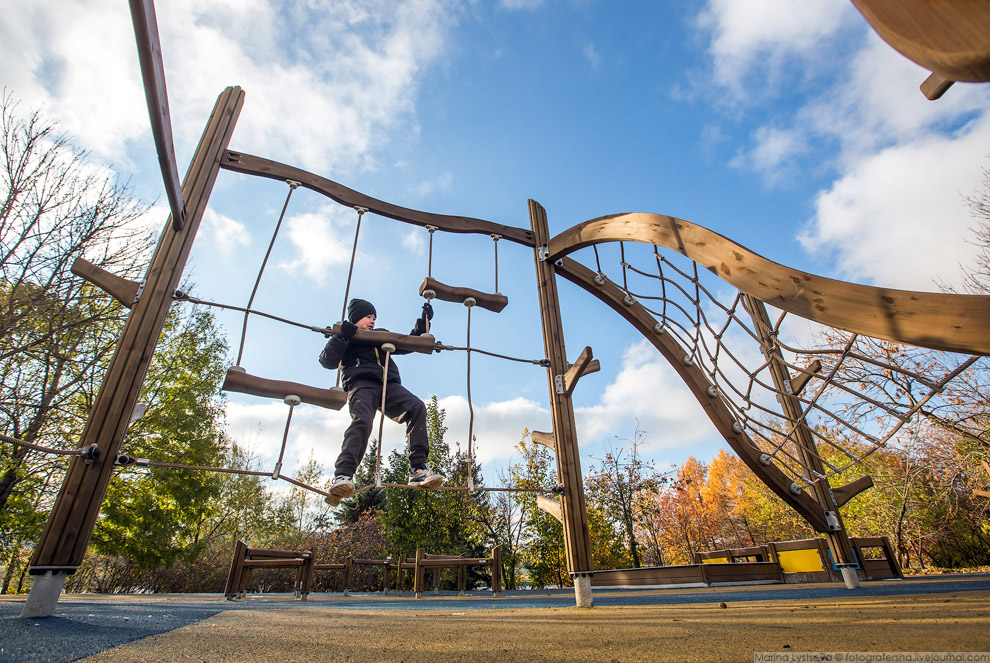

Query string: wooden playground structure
[13,0,990,618]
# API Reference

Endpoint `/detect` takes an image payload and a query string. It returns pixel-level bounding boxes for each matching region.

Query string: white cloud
[697,2,990,290]
[437,394,549,464]
[800,116,990,290]
[576,340,713,455]
[697,0,856,98]
[278,205,360,282]
[410,171,454,198]
[201,208,251,258]
[1,0,456,175]
[730,125,806,182]
[582,41,601,71]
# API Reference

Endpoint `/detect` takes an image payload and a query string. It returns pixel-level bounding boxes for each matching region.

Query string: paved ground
[2,574,989,662]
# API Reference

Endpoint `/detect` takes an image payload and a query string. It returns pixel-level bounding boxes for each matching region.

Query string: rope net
[582,240,987,490]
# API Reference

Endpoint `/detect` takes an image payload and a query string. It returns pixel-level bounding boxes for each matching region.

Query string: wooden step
[419,277,508,313]
[222,367,346,410]
[329,325,436,354]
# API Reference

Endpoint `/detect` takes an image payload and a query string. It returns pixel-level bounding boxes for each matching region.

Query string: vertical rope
[339,207,367,324]
[272,400,296,480]
[426,226,437,279]
[236,180,299,366]
[465,300,476,491]
[491,234,501,293]
[336,206,367,388]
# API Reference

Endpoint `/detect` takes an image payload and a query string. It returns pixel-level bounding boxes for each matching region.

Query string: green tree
[91,307,229,569]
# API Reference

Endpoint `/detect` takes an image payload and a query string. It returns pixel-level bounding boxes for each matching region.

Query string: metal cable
[237,181,298,366]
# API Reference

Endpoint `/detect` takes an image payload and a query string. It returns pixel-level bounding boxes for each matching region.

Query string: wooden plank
[224,540,247,599]
[128,0,186,231]
[242,559,307,569]
[554,256,830,532]
[547,213,990,355]
[530,200,594,575]
[222,367,345,410]
[703,562,782,583]
[850,0,990,83]
[419,277,508,313]
[537,495,564,523]
[30,87,246,574]
[531,430,556,452]
[833,475,875,507]
[71,258,141,308]
[921,72,955,100]
[790,359,821,397]
[220,150,535,247]
[562,346,594,398]
[329,324,436,355]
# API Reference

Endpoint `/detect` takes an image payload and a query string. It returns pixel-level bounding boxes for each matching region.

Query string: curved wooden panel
[220,150,535,247]
[555,256,830,532]
[419,277,508,313]
[547,213,990,355]
[851,0,990,83]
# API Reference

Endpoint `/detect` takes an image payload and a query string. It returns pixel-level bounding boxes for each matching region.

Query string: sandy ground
[78,590,990,663]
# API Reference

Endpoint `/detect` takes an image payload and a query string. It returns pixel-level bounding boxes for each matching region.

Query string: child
[319,297,441,506]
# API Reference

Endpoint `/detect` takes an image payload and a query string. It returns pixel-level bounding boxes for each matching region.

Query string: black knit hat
[347,298,376,323]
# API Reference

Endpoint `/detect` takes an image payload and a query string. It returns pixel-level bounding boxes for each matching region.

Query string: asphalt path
[2,574,988,663]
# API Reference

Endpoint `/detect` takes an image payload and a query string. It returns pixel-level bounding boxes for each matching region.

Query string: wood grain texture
[419,277,508,313]
[329,324,436,355]
[221,150,535,246]
[222,368,345,410]
[71,258,140,308]
[547,213,990,355]
[851,0,990,82]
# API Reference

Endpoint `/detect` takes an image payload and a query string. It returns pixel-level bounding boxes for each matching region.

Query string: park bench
[224,539,315,600]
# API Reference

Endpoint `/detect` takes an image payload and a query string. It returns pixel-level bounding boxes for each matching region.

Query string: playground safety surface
[2,574,988,662]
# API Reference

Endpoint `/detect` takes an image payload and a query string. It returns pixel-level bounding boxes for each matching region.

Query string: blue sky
[3,0,988,488]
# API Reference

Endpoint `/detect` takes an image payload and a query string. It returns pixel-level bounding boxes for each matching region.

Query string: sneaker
[325,475,355,506]
[409,465,443,489]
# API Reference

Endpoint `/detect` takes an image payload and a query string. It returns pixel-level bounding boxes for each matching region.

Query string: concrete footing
[21,571,67,618]
[574,575,593,607]
[841,566,862,590]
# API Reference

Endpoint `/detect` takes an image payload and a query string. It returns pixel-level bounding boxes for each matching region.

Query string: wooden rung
[419,277,508,313]
[71,257,141,308]
[330,324,436,355]
[562,346,594,397]
[920,72,954,101]
[531,431,555,452]
[222,367,346,410]
[832,475,874,508]
[537,495,563,524]
[790,359,821,396]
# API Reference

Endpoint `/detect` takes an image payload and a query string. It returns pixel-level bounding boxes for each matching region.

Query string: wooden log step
[222,367,346,410]
[330,324,437,355]
[419,277,508,313]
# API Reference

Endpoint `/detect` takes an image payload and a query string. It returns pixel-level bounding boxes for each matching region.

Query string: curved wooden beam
[851,0,990,83]
[547,213,990,355]
[555,256,830,532]
[220,150,535,247]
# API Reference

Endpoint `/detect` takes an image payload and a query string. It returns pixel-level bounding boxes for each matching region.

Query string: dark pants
[335,378,428,477]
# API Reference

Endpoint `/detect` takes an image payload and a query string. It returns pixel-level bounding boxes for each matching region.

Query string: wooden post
[744,295,858,579]
[22,87,244,618]
[414,548,424,598]
[529,200,594,607]
[343,556,353,596]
